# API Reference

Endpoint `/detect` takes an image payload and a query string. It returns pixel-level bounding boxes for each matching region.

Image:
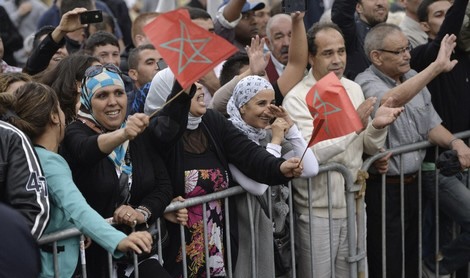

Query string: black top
[410,0,470,162]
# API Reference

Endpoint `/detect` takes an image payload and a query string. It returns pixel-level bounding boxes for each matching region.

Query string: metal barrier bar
[37,162,364,278]
[362,130,470,278]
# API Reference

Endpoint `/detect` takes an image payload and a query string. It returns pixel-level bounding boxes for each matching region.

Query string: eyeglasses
[84,63,122,79]
[377,44,412,56]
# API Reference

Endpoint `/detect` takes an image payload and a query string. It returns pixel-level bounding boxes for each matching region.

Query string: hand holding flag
[305,72,363,145]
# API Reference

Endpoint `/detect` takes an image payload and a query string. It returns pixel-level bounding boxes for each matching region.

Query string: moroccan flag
[305,72,363,146]
[143,9,238,88]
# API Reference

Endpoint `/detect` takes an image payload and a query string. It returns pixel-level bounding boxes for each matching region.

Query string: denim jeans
[422,171,470,275]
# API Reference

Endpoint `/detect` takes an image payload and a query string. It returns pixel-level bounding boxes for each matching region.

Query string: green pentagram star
[160,19,213,74]
[312,89,342,135]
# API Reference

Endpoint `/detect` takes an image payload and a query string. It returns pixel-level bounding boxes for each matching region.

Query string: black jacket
[410,0,470,162]
[0,121,50,240]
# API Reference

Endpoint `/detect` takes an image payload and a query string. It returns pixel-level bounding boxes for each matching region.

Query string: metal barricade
[361,130,470,278]
[38,165,364,278]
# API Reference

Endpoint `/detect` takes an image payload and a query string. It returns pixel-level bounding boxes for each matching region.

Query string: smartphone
[282,0,306,13]
[79,10,103,24]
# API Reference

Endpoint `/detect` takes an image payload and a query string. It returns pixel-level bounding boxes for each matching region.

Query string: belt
[368,173,418,185]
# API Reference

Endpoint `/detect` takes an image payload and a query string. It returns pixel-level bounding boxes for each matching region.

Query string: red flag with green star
[305,72,363,146]
[143,9,237,88]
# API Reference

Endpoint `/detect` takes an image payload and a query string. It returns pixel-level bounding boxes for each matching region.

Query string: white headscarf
[227,75,273,143]
[144,67,202,130]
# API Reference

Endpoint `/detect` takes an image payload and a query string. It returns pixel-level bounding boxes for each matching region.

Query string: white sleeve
[229,164,268,196]
[266,143,282,158]
[283,125,319,178]
[216,5,242,29]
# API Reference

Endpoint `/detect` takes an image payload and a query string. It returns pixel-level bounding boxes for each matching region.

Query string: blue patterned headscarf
[227,75,273,144]
[78,66,131,177]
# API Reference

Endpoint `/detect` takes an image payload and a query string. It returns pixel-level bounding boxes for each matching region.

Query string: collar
[369,64,412,86]
[270,55,285,76]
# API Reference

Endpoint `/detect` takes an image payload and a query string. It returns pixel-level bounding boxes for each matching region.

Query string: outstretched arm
[277,11,308,96]
[380,34,458,107]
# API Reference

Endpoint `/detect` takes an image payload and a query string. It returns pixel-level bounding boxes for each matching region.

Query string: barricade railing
[37,164,364,278]
[360,130,470,278]
[37,130,470,278]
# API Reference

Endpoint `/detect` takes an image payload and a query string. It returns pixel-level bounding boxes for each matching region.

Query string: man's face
[235,11,258,45]
[254,6,271,38]
[266,16,292,65]
[93,44,121,66]
[310,28,347,81]
[374,31,411,80]
[356,0,389,26]
[133,49,162,87]
[421,0,451,40]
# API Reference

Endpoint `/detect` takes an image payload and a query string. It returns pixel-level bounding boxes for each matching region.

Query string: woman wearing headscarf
[144,69,304,277]
[227,75,319,277]
[60,63,188,277]
[1,83,153,278]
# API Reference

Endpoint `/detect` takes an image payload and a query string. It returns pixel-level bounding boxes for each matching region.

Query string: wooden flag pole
[298,119,324,167]
[149,89,185,119]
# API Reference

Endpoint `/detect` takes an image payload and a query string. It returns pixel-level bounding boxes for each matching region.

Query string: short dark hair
[128,44,156,70]
[307,22,344,56]
[84,31,120,54]
[39,54,100,124]
[417,0,441,22]
[184,7,212,20]
[219,52,249,86]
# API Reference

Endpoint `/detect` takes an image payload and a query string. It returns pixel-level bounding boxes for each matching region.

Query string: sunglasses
[84,63,122,79]
[81,64,123,97]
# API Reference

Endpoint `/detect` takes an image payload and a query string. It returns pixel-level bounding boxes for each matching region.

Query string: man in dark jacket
[331,0,389,79]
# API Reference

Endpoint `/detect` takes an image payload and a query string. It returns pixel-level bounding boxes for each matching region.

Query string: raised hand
[246,35,270,76]
[57,7,89,33]
[372,97,404,129]
[435,34,458,73]
[267,105,294,128]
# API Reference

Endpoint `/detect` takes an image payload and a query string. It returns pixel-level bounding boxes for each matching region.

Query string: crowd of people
[1,0,470,277]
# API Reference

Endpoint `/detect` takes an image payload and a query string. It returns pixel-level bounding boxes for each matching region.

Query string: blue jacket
[36,147,126,278]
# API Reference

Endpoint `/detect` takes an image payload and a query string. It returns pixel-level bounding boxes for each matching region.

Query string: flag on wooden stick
[143,9,237,89]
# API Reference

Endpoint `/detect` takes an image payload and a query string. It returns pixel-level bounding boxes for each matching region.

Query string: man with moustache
[264,14,297,84]
[331,0,390,79]
[355,23,470,278]
[283,22,403,278]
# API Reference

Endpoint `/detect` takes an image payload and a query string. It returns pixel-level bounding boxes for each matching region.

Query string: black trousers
[365,177,420,278]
